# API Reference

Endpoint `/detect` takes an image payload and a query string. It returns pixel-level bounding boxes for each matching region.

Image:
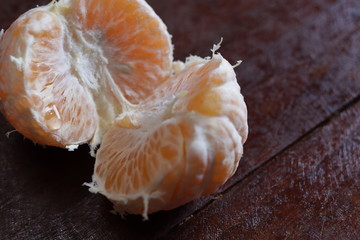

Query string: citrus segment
[152,55,248,142]
[0,9,98,146]
[93,114,243,218]
[63,0,173,103]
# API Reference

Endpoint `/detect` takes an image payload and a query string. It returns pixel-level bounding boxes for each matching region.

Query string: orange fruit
[0,0,172,148]
[91,55,248,218]
[0,0,248,219]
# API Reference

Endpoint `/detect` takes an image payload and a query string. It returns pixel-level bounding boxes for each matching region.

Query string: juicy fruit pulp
[0,0,172,147]
[92,55,248,217]
[0,0,248,219]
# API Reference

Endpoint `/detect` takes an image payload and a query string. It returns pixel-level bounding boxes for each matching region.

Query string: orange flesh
[67,0,172,103]
[0,10,98,146]
[0,0,248,218]
[94,56,247,216]
[0,0,173,147]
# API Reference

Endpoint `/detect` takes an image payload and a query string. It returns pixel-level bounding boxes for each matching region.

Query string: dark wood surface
[0,0,359,239]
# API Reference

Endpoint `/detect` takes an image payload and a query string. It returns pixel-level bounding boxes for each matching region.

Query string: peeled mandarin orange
[0,0,248,219]
[90,55,248,218]
[0,0,172,148]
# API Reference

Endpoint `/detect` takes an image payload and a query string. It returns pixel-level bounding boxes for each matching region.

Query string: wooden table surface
[1,0,359,239]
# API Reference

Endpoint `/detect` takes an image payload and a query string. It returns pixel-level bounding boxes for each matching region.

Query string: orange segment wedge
[0,9,98,147]
[63,0,173,102]
[95,114,243,218]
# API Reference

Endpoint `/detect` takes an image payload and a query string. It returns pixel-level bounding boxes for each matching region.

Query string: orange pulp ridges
[0,0,172,147]
[0,0,248,219]
[93,55,248,218]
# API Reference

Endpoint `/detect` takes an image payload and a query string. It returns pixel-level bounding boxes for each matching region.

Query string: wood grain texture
[0,0,359,239]
[166,99,360,240]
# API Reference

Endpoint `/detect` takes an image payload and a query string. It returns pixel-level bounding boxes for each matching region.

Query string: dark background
[0,0,359,239]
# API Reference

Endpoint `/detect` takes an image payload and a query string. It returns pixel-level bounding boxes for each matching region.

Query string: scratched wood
[0,0,359,239]
[165,99,360,240]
